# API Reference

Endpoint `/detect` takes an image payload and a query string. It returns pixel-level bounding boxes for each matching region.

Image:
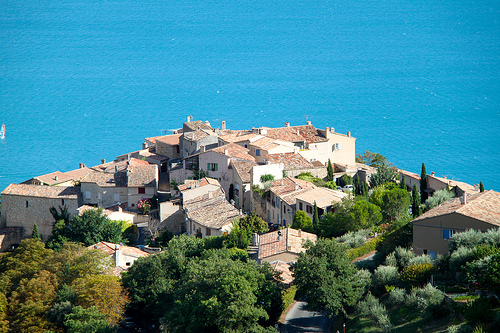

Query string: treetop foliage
[355,150,390,167]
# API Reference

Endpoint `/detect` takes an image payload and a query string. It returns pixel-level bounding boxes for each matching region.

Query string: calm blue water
[1,0,499,193]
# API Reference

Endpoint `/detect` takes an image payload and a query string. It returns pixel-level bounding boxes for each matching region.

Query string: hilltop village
[1,118,500,332]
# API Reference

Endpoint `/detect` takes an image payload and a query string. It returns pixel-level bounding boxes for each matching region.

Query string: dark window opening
[138,187,146,194]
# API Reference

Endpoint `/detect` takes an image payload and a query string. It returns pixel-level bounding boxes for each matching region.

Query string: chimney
[224,149,228,155]
[115,166,118,172]
[431,172,435,176]
[306,121,311,125]
[295,183,299,191]
[325,127,329,132]
[221,121,226,130]
[127,153,131,160]
[347,131,351,137]
[117,203,122,212]
[330,127,335,133]
[55,176,59,181]
[443,176,447,179]
[187,116,192,123]
[101,159,106,164]
[205,120,211,127]
[79,163,85,169]
[285,122,290,127]
[114,244,121,267]
[200,145,206,153]
[298,229,302,237]
[142,142,147,149]
[461,193,467,205]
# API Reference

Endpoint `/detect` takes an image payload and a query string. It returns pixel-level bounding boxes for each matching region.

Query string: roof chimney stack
[307,120,311,125]
[431,172,435,176]
[221,120,226,130]
[55,176,59,181]
[461,193,467,205]
[224,149,229,155]
[79,163,85,169]
[347,131,351,137]
[200,145,206,153]
[285,122,290,127]
[187,115,192,123]
[101,159,106,164]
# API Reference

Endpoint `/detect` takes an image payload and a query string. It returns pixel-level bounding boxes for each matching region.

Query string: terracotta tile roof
[265,153,314,170]
[413,190,500,226]
[31,167,92,186]
[231,160,258,183]
[78,204,130,216]
[89,242,150,258]
[81,170,128,187]
[127,164,157,187]
[178,177,221,192]
[269,177,316,205]
[294,187,347,208]
[311,160,325,168]
[1,184,80,199]
[83,159,157,188]
[210,143,256,161]
[63,167,93,180]
[270,261,294,285]
[156,134,182,146]
[184,192,241,230]
[184,120,213,132]
[249,137,280,149]
[218,131,258,143]
[399,169,421,180]
[428,174,478,194]
[144,135,164,145]
[258,228,317,260]
[183,129,210,142]
[263,125,328,144]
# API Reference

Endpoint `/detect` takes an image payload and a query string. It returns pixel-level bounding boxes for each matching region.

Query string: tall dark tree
[327,159,334,181]
[361,180,369,196]
[399,173,406,190]
[32,223,40,240]
[420,163,428,203]
[411,184,421,217]
[480,181,484,192]
[313,201,320,227]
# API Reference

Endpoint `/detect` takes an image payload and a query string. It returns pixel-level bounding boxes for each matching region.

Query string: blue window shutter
[443,229,450,239]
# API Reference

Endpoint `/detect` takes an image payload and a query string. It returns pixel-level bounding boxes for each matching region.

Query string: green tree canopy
[339,174,353,188]
[292,238,369,317]
[381,188,411,222]
[355,150,389,167]
[237,211,269,234]
[64,306,115,333]
[291,211,313,232]
[423,189,454,213]
[420,162,428,203]
[411,184,421,217]
[369,163,397,188]
[47,207,123,249]
[327,159,334,181]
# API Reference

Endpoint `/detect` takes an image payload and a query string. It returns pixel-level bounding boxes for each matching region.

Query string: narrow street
[282,301,331,333]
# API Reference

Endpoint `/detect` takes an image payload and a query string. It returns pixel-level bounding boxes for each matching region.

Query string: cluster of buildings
[1,117,499,271]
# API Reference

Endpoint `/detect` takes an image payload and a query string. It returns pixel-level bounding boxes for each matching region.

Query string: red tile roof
[269,177,317,205]
[263,125,328,144]
[265,153,314,170]
[1,184,80,198]
[184,191,241,230]
[210,143,256,161]
[89,242,150,258]
[258,228,317,260]
[156,134,182,146]
[231,160,258,183]
[178,177,221,192]
[413,190,500,226]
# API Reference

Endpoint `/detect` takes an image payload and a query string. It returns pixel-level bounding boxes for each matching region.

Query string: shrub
[356,294,392,332]
[385,247,415,271]
[373,265,399,288]
[449,246,475,271]
[282,285,297,312]
[423,189,455,212]
[404,284,444,313]
[400,263,434,286]
[260,174,275,183]
[463,297,496,323]
[447,324,473,333]
[137,198,152,214]
[336,229,370,249]
[388,287,406,305]
[409,254,433,266]
[449,229,485,253]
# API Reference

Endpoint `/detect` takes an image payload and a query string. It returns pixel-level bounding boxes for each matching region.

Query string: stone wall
[156,141,180,159]
[1,194,80,240]
[284,166,327,179]
[160,201,186,235]
[0,227,23,252]
[251,192,268,222]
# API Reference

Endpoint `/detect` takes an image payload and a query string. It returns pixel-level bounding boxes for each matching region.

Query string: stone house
[412,190,500,257]
[264,152,327,178]
[295,187,347,220]
[0,184,82,240]
[89,241,150,276]
[399,169,421,191]
[426,172,479,197]
[80,158,158,209]
[266,177,316,227]
[247,137,298,163]
[22,166,91,187]
[183,187,240,238]
[231,160,258,211]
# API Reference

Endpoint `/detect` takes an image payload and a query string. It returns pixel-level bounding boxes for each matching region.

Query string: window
[244,144,248,148]
[207,163,218,171]
[61,199,65,205]
[206,228,211,236]
[423,249,428,255]
[429,251,436,259]
[299,202,303,210]
[138,187,146,194]
[256,149,260,156]
[443,229,456,239]
[332,143,342,151]
[176,146,180,153]
[306,205,313,214]
[277,213,279,223]
[26,201,29,208]
[114,194,120,202]
[85,191,91,199]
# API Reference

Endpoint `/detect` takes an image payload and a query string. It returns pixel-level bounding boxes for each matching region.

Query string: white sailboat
[0,124,4,139]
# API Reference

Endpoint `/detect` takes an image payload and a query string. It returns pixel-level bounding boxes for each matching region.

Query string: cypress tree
[361,181,369,196]
[400,173,406,190]
[480,181,484,192]
[327,159,334,181]
[32,223,40,240]
[420,163,428,203]
[412,184,421,217]
[313,201,320,227]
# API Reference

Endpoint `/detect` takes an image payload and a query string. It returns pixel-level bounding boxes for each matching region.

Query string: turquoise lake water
[1,0,499,192]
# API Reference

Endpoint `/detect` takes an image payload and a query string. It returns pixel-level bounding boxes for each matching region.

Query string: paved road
[282,301,331,333]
